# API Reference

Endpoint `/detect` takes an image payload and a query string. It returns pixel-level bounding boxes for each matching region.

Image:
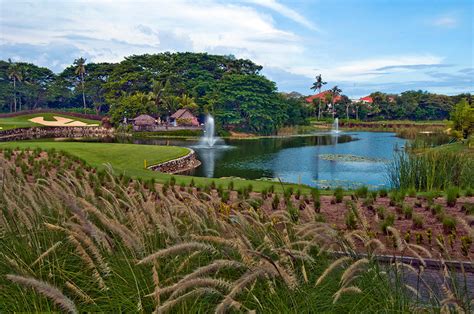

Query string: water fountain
[332,117,340,134]
[200,115,219,147]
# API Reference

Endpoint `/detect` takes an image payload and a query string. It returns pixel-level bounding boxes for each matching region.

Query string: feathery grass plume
[83,202,143,252]
[168,277,233,299]
[7,274,77,313]
[137,242,217,265]
[315,256,351,286]
[277,248,315,263]
[215,268,272,314]
[332,286,362,304]
[156,288,221,313]
[364,238,386,254]
[68,235,107,290]
[65,281,95,304]
[404,284,420,298]
[387,226,404,251]
[67,223,110,275]
[31,241,62,267]
[340,258,369,287]
[407,243,432,258]
[152,263,161,306]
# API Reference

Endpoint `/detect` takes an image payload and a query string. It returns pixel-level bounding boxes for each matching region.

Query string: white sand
[29,116,99,127]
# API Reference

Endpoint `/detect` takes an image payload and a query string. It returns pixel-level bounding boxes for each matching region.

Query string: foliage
[388,149,474,191]
[0,53,308,134]
[450,98,474,138]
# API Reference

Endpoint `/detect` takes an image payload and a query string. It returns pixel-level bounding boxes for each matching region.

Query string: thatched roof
[133,114,156,126]
[171,109,196,120]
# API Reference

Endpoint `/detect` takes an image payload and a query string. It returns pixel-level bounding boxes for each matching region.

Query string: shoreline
[147,148,201,174]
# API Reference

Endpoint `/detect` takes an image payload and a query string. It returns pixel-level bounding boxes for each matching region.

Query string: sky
[0,0,472,97]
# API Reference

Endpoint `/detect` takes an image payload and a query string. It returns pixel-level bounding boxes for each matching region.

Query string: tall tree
[74,57,87,111]
[7,59,22,112]
[310,74,326,119]
[330,85,342,119]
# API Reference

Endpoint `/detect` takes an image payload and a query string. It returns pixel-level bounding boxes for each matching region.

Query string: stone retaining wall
[0,126,114,141]
[148,149,201,174]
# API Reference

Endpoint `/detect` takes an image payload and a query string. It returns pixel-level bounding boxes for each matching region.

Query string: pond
[127,131,406,189]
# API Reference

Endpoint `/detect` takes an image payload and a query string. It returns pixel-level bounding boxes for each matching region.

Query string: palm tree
[74,57,87,111]
[310,74,327,120]
[330,86,342,119]
[7,59,22,112]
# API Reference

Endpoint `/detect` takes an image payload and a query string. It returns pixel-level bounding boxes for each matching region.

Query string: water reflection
[74,132,405,188]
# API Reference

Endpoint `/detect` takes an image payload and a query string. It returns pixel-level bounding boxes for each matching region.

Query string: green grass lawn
[0,113,101,130]
[0,141,317,193]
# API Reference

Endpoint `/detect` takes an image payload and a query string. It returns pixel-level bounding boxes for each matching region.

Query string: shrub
[169,176,176,187]
[461,203,474,215]
[465,187,473,197]
[426,228,432,244]
[272,194,280,210]
[442,216,457,233]
[355,186,368,199]
[314,213,326,222]
[381,213,395,234]
[415,233,423,244]
[376,206,386,219]
[334,187,344,203]
[345,210,357,230]
[370,191,378,200]
[247,184,253,193]
[461,236,472,256]
[227,181,234,191]
[288,205,299,222]
[403,205,413,219]
[295,189,301,200]
[284,187,294,199]
[412,214,423,229]
[404,231,411,243]
[268,185,275,194]
[446,187,459,207]
[379,188,388,198]
[407,188,416,198]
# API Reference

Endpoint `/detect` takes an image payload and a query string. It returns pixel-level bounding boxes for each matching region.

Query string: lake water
[128,131,406,189]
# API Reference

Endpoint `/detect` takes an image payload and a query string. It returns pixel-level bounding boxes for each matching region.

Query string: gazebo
[132,114,157,131]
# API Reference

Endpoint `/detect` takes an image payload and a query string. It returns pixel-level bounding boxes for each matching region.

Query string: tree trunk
[13,78,16,112]
[317,88,322,120]
[81,72,86,111]
[346,105,349,120]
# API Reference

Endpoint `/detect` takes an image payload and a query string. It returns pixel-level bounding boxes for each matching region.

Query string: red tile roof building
[305,90,342,103]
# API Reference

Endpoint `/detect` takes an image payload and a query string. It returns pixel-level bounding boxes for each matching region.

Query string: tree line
[0,53,310,134]
[308,74,471,121]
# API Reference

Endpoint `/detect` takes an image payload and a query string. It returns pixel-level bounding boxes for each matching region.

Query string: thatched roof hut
[133,114,156,126]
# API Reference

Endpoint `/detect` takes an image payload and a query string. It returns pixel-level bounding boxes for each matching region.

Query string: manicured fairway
[0,113,100,130]
[0,141,187,177]
[0,141,317,193]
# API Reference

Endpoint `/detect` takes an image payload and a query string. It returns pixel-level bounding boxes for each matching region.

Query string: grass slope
[0,141,316,193]
[0,113,100,130]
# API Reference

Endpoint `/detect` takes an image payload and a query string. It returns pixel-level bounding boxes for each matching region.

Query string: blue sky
[0,0,472,97]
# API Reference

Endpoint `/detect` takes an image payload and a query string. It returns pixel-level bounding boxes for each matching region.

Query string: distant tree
[330,86,342,119]
[450,98,474,138]
[109,92,157,124]
[74,57,87,111]
[310,74,326,120]
[7,59,22,112]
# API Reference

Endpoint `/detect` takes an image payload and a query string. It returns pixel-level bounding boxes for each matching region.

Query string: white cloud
[0,0,306,70]
[246,0,320,31]
[432,16,458,28]
[284,55,444,82]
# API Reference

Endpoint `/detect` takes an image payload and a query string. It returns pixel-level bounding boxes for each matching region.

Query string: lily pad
[318,154,388,163]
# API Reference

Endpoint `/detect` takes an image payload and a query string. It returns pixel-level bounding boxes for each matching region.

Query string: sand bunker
[29,116,99,127]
